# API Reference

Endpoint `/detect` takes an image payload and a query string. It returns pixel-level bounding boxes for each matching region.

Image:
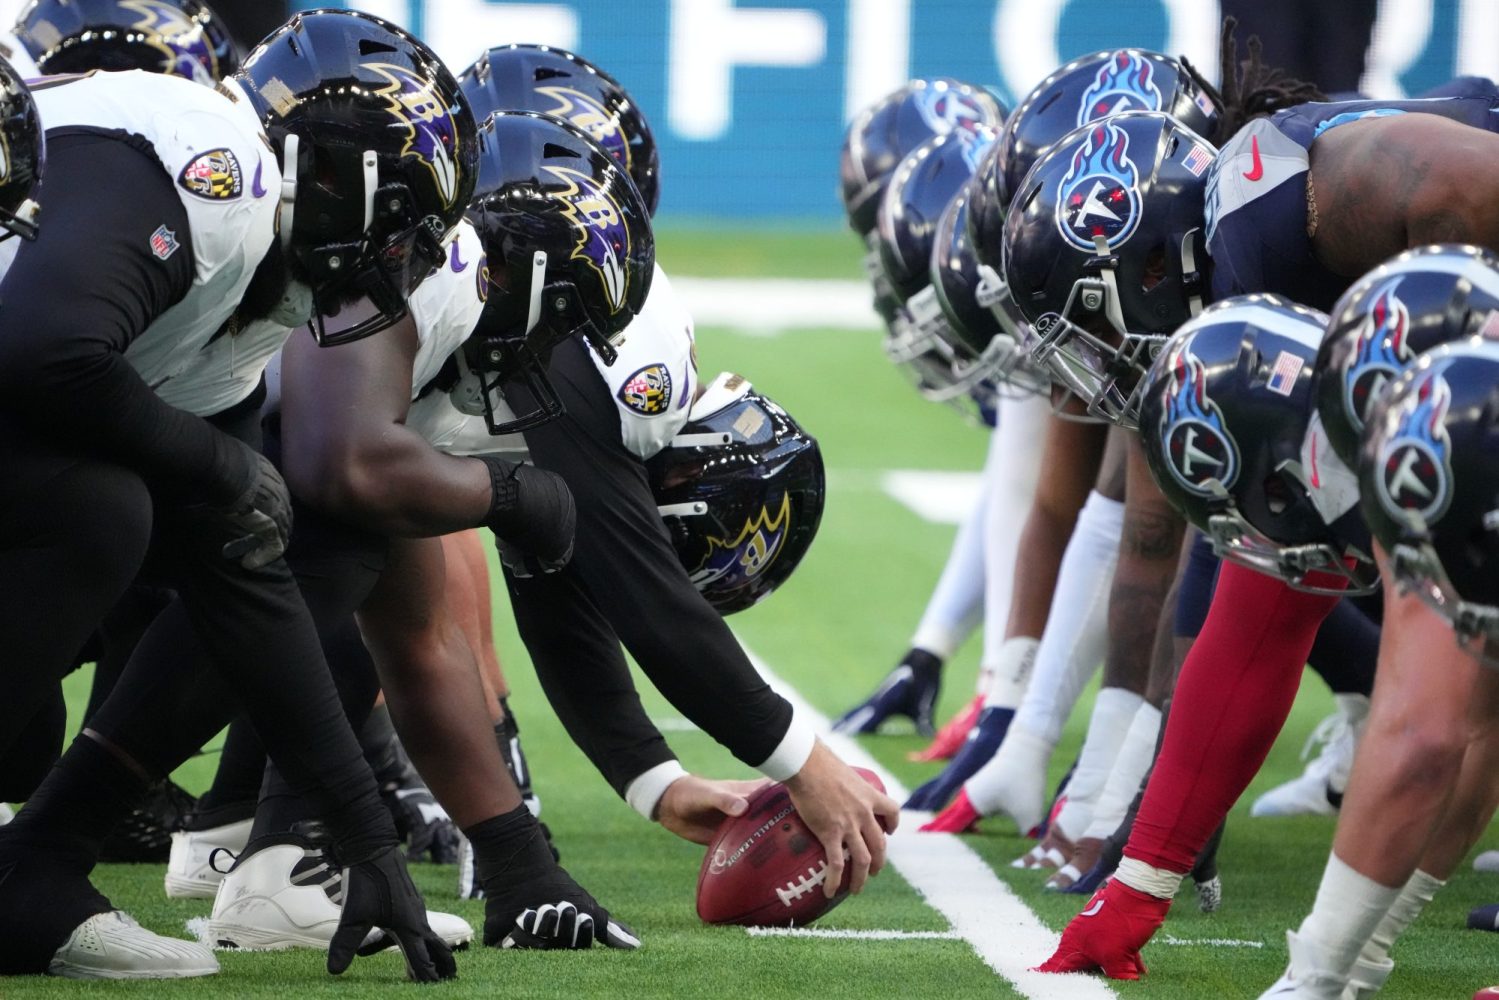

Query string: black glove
[475,806,637,950]
[328,845,457,982]
[476,455,575,577]
[393,786,460,864]
[189,442,293,570]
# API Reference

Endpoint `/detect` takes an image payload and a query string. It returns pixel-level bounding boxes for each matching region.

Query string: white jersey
[17,71,281,416]
[407,263,697,461]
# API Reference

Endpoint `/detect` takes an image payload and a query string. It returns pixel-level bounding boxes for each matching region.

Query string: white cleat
[1258,930,1352,999]
[1342,955,1394,1000]
[1474,850,1499,873]
[165,818,253,900]
[207,838,473,952]
[49,911,219,980]
[1251,695,1368,818]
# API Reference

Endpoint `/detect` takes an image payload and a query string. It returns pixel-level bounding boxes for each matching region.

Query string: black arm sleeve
[0,130,251,504]
[508,338,795,778]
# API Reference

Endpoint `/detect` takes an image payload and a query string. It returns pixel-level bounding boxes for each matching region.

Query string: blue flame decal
[367,62,462,209]
[1077,50,1163,125]
[914,85,991,134]
[1376,363,1453,524]
[1055,120,1141,251]
[1159,338,1240,495]
[691,493,792,592]
[537,85,630,172]
[542,164,631,313]
[1343,277,1413,432]
[121,0,218,85]
[954,125,997,174]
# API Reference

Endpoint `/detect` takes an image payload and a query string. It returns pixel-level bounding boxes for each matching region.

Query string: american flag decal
[1267,350,1301,396]
[1183,144,1213,177]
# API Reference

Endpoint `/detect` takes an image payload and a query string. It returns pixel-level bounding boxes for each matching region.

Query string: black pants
[504,338,792,795]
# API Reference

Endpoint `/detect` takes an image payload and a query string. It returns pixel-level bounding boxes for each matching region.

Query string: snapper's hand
[783,742,899,897]
[656,775,773,845]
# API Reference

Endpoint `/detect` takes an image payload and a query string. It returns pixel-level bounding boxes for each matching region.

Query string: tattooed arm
[1309,113,1499,277]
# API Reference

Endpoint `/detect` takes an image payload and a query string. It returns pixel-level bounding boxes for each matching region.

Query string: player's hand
[193,444,293,570]
[1033,879,1172,980]
[905,706,1014,811]
[783,741,899,897]
[478,456,575,577]
[656,775,772,845]
[831,662,939,736]
[328,846,457,982]
[391,787,461,864]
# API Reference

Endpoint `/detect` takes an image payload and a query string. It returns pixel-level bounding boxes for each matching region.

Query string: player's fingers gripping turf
[500,902,641,950]
[328,847,455,982]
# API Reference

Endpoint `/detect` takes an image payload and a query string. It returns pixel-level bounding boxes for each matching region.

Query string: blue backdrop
[295,0,1497,222]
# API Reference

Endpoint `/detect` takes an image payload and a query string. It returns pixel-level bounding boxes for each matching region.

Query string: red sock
[1126,563,1342,872]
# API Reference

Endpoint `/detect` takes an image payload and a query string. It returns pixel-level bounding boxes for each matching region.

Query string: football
[696,767,887,927]
[1472,988,1499,999]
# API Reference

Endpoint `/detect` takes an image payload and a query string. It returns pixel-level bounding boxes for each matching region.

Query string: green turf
[12,261,1499,996]
[656,225,863,282]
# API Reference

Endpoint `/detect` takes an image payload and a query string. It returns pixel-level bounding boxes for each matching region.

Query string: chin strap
[279,133,299,254]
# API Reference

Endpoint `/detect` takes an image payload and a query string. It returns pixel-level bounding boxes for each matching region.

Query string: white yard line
[746,927,962,941]
[743,646,1118,1000]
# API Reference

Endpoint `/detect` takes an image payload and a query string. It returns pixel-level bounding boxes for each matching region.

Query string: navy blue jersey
[1205,94,1499,310]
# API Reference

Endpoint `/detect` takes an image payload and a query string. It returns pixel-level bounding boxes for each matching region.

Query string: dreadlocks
[1183,17,1327,147]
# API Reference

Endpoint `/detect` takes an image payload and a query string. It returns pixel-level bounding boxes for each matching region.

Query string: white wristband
[1115,857,1185,900]
[754,708,817,782]
[624,760,689,821]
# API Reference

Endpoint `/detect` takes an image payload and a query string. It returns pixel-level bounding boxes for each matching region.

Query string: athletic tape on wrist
[1116,856,1185,900]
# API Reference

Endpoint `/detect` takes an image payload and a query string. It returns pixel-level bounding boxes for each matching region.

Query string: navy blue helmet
[1005,111,1215,427]
[236,9,479,345]
[1361,342,1499,640]
[458,44,659,216]
[16,0,238,83]
[456,110,654,435]
[0,56,41,240]
[648,375,825,614]
[1139,295,1376,594]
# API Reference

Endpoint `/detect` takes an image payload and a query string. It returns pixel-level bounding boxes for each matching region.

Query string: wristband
[624,759,688,821]
[754,707,816,782]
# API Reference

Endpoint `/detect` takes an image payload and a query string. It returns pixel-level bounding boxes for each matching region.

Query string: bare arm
[279,314,492,537]
[1310,113,1499,277]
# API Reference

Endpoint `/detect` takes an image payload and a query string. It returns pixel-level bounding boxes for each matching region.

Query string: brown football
[696,767,886,926]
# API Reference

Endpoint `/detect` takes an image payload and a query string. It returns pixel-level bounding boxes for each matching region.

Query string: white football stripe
[742,646,1119,1000]
[879,470,984,525]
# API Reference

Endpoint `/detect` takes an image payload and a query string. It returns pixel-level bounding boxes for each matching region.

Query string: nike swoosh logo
[252,160,267,199]
[1243,135,1264,181]
[451,241,469,273]
[1308,430,1321,489]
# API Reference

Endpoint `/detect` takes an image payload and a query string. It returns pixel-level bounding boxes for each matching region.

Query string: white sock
[1010,490,1122,745]
[1050,687,1144,839]
[1080,702,1162,841]
[1359,868,1444,967]
[982,637,1038,711]
[910,460,988,662]
[976,395,1049,688]
[1296,852,1404,981]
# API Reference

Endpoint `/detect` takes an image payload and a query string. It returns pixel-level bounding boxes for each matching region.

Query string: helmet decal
[1343,278,1413,433]
[1160,339,1241,495]
[692,492,792,590]
[542,163,631,313]
[536,85,630,171]
[1376,363,1453,524]
[1077,51,1162,125]
[914,85,990,134]
[955,126,996,173]
[367,61,462,209]
[1056,120,1141,251]
[617,363,673,415]
[120,0,218,84]
[475,255,490,303]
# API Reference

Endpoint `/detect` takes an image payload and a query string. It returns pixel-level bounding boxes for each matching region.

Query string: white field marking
[1159,935,1265,949]
[651,716,701,732]
[742,646,1118,1000]
[746,927,962,941]
[671,276,876,334]
[880,470,984,525]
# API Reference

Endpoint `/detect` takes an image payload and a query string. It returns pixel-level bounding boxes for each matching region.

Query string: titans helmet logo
[1375,363,1454,525]
[1078,50,1163,125]
[953,125,997,174]
[121,0,218,85]
[537,85,630,172]
[691,493,792,591]
[915,84,991,134]
[366,62,461,209]
[1343,278,1413,433]
[1056,120,1141,252]
[1159,339,1240,496]
[542,164,631,313]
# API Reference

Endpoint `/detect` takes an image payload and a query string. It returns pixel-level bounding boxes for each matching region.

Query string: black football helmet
[1360,342,1499,640]
[1005,111,1215,428]
[1315,244,1499,470]
[455,110,653,435]
[930,185,1046,398]
[648,373,825,614]
[996,49,1218,206]
[1139,295,1376,594]
[236,9,479,346]
[16,0,238,84]
[0,56,42,240]
[876,124,998,401]
[458,44,658,216]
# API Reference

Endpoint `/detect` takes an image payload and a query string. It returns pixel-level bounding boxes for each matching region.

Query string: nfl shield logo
[149,225,180,261]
